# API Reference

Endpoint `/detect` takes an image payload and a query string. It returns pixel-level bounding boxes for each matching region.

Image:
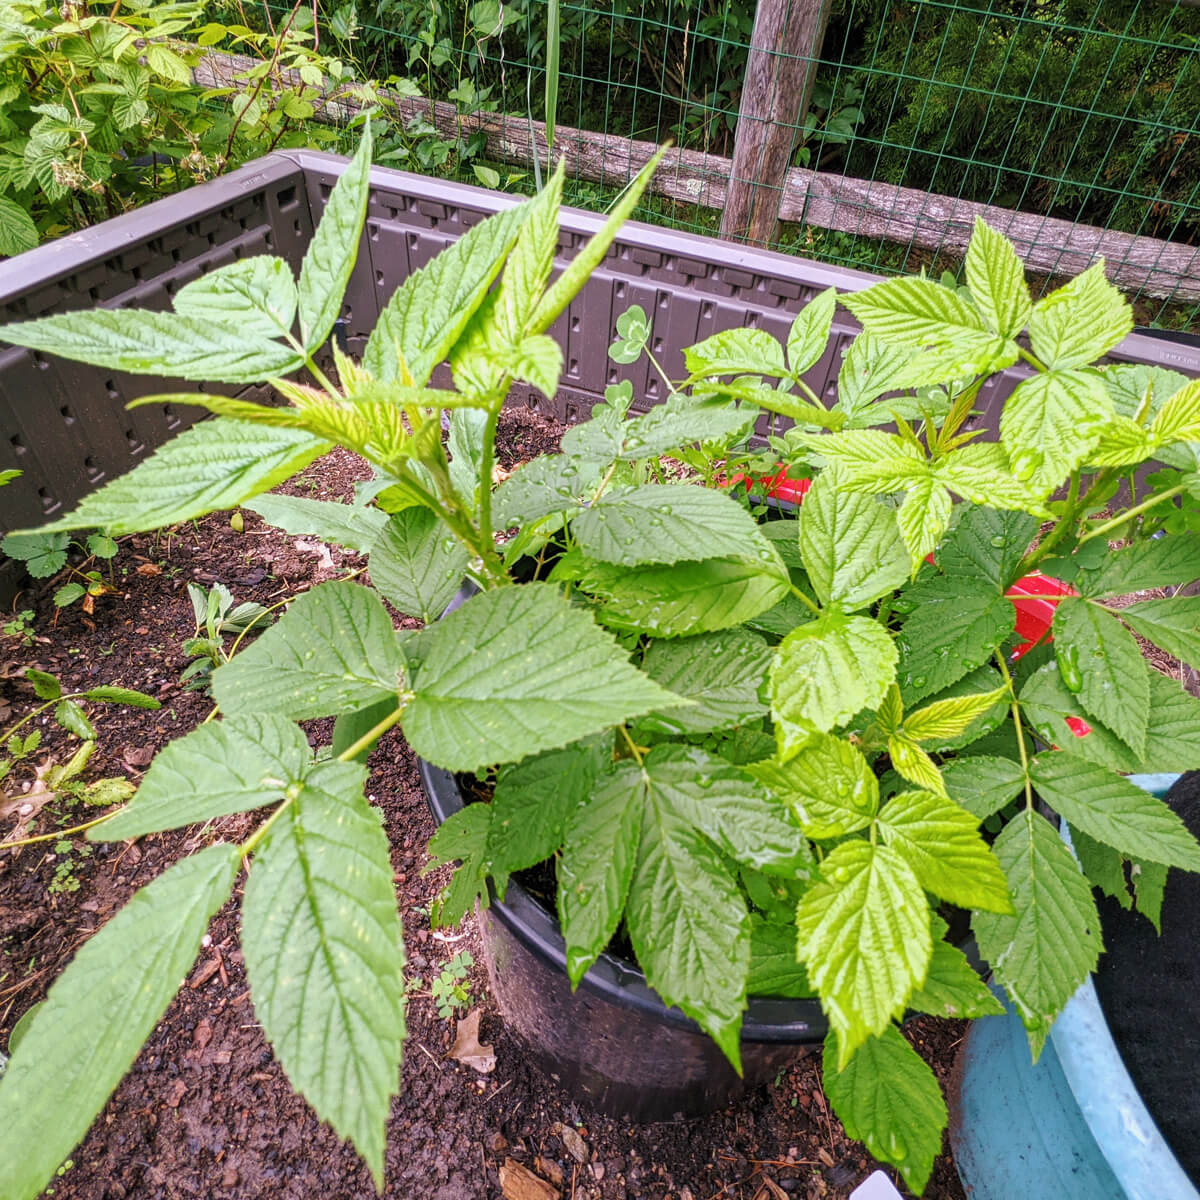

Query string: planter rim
[418,756,827,1046]
[1052,775,1197,1200]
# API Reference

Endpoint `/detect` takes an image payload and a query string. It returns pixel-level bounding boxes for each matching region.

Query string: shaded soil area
[1,407,966,1200]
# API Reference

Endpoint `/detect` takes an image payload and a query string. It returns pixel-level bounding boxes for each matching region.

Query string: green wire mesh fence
[269,0,1200,330]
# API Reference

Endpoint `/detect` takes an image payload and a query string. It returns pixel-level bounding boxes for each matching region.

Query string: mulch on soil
[0,407,966,1200]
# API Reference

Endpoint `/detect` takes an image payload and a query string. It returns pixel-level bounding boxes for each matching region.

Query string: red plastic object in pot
[725,466,812,505]
[1005,572,1078,660]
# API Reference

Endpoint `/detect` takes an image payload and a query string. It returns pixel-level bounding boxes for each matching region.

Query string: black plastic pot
[419,756,826,1122]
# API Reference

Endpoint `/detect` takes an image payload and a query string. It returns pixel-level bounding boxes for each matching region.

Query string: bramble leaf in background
[369,507,469,623]
[1052,598,1149,758]
[573,485,776,568]
[684,327,787,378]
[895,574,1016,704]
[941,756,1026,821]
[797,840,931,1066]
[1119,597,1200,669]
[823,1026,947,1196]
[404,583,684,771]
[93,715,312,840]
[213,580,408,720]
[973,810,1102,1058]
[1030,753,1200,871]
[558,763,643,986]
[244,494,388,554]
[26,420,328,535]
[298,120,373,351]
[425,803,492,928]
[242,759,405,1188]
[1,530,68,577]
[937,506,1039,592]
[638,629,772,735]
[908,916,1004,1019]
[0,845,240,1200]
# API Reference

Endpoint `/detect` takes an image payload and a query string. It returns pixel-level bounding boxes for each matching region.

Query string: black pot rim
[418,756,829,1046]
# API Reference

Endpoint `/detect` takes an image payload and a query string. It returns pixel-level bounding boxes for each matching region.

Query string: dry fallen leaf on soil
[448,1008,496,1073]
[499,1158,559,1200]
[552,1121,589,1164]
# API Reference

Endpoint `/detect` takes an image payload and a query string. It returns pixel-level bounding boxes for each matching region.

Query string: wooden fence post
[720,0,833,247]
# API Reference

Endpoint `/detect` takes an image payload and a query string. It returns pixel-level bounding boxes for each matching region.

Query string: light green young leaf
[878,790,1011,911]
[770,609,897,741]
[0,308,304,383]
[1120,596,1200,669]
[298,121,373,350]
[242,760,405,1187]
[823,1026,947,1196]
[173,255,298,341]
[577,554,790,639]
[0,845,240,1200]
[684,327,787,378]
[82,685,161,709]
[896,474,953,572]
[639,629,772,735]
[1028,261,1133,371]
[972,809,1101,1058]
[93,715,311,839]
[797,471,908,611]
[834,332,913,418]
[964,216,1032,338]
[903,686,1009,743]
[28,419,328,535]
[529,148,668,335]
[625,756,751,1070]
[941,755,1026,820]
[896,574,1016,704]
[368,507,469,622]
[934,442,1050,515]
[796,840,931,1066]
[558,762,643,986]
[405,583,683,771]
[245,494,388,553]
[365,202,528,386]
[840,274,990,348]
[488,738,606,879]
[746,733,878,839]
[573,484,775,567]
[1151,377,1200,443]
[1000,370,1113,493]
[1030,752,1200,871]
[1087,415,1159,468]
[1052,598,1149,758]
[787,287,837,376]
[886,734,947,795]
[908,917,1004,1019]
[213,580,408,720]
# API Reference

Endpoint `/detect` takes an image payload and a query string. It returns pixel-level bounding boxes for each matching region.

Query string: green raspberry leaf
[242,760,406,1187]
[964,216,1032,338]
[1028,261,1132,371]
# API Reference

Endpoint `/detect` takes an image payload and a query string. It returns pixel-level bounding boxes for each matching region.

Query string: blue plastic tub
[951,775,1196,1200]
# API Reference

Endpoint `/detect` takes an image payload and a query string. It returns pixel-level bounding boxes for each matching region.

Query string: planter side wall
[0,159,312,532]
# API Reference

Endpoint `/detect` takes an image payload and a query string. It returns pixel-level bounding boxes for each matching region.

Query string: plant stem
[1,812,116,850]
[790,584,821,615]
[3,692,89,743]
[995,651,1034,811]
[239,792,294,857]
[1075,484,1187,547]
[618,724,645,765]
[336,703,405,763]
[1017,345,1048,373]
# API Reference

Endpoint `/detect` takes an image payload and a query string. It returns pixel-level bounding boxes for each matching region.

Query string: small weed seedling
[431,952,474,1020]
[180,583,273,691]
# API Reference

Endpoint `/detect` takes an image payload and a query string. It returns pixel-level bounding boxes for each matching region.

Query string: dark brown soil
[0,408,967,1200]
